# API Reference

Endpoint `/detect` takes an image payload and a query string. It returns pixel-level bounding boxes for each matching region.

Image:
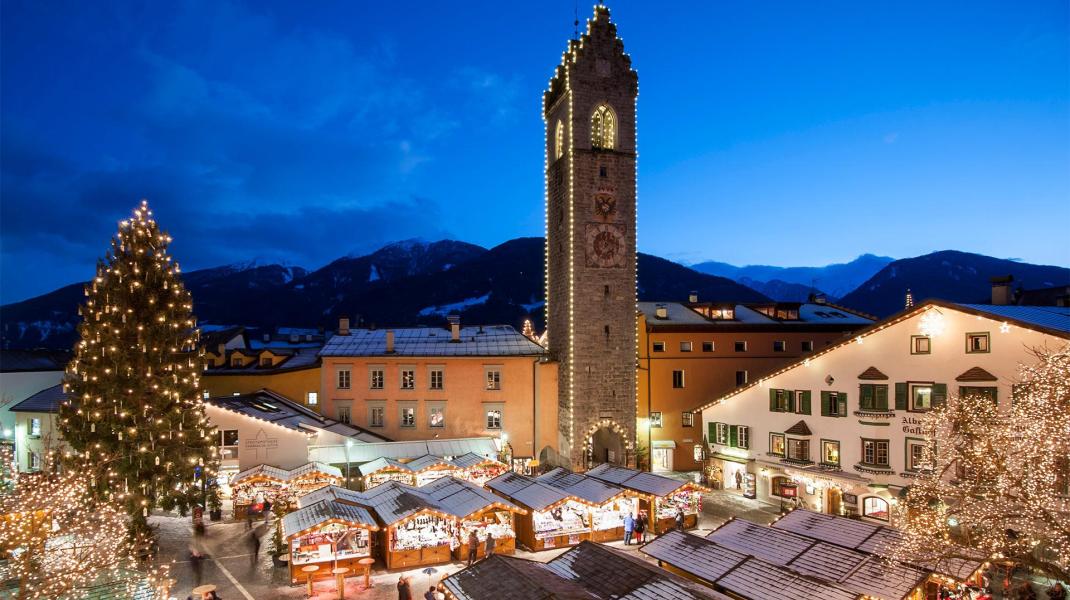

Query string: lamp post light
[344,440,354,489]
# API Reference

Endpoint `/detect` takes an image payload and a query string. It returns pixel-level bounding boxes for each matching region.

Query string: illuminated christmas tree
[891,346,1070,583]
[60,200,218,540]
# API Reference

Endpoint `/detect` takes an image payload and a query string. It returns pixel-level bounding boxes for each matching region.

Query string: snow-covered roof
[281,499,378,539]
[333,437,499,463]
[485,471,572,511]
[296,485,368,509]
[406,454,459,473]
[638,301,874,328]
[358,456,412,476]
[957,304,1070,335]
[205,389,388,443]
[320,325,547,357]
[585,463,688,497]
[535,467,628,504]
[232,461,341,486]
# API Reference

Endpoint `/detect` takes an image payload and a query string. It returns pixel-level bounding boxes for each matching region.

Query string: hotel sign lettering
[902,416,926,436]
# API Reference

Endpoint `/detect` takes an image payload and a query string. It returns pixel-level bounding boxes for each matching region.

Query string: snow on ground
[417,293,491,317]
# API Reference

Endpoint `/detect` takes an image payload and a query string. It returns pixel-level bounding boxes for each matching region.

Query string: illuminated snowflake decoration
[918,310,946,337]
[1000,321,1011,334]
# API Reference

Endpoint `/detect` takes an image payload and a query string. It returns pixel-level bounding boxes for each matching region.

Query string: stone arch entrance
[583,419,632,468]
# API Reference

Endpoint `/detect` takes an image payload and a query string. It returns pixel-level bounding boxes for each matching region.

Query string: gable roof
[857,366,889,380]
[585,463,687,497]
[406,454,459,473]
[450,452,502,469]
[358,456,412,476]
[281,499,378,539]
[784,420,812,436]
[206,389,387,443]
[957,304,1070,335]
[358,477,521,525]
[441,554,596,600]
[535,468,628,505]
[955,366,998,382]
[485,471,572,511]
[9,384,66,413]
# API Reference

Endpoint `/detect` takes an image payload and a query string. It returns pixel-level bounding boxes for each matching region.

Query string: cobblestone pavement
[152,483,780,599]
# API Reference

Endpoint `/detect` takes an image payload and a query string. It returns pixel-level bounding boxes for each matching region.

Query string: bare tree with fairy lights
[59,200,218,541]
[891,346,1070,584]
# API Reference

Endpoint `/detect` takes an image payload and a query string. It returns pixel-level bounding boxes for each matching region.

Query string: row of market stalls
[229,462,343,516]
[358,453,508,490]
[640,509,988,600]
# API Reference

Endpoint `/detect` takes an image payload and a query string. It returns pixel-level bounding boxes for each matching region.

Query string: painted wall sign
[901,416,926,435]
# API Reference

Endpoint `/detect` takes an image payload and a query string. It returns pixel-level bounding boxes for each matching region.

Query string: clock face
[593,193,616,219]
[585,223,626,268]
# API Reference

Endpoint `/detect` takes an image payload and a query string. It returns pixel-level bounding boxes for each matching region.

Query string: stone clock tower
[544,5,638,468]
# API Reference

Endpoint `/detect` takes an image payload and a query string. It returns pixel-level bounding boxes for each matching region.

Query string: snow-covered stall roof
[535,467,629,505]
[485,471,572,511]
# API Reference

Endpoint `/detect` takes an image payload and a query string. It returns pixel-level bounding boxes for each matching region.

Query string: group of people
[396,575,446,600]
[396,530,496,600]
[623,507,686,546]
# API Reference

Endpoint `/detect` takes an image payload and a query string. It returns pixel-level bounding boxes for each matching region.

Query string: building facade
[201,327,323,412]
[0,351,69,473]
[318,318,558,472]
[699,301,1070,524]
[638,300,873,472]
[545,5,638,467]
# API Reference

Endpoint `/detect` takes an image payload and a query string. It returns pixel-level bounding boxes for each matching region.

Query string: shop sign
[902,416,926,435]
[779,483,798,498]
[743,473,757,499]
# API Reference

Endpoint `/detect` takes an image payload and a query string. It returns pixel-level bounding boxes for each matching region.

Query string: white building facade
[699,301,1070,525]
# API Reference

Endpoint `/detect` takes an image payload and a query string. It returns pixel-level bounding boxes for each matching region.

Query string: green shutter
[787,391,796,413]
[859,385,871,410]
[990,388,997,404]
[837,392,848,416]
[708,422,717,444]
[932,383,948,407]
[876,385,889,410]
[769,388,777,412]
[800,391,811,415]
[895,383,908,410]
[820,391,831,417]
[729,425,738,448]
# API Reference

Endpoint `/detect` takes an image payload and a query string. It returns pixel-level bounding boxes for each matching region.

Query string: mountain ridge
[691,253,894,299]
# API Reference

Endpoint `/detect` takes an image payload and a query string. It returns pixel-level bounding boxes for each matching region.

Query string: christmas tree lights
[59,200,219,541]
[891,346,1070,583]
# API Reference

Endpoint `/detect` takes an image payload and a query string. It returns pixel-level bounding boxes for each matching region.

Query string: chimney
[688,291,698,304]
[338,316,351,336]
[655,305,668,319]
[447,314,461,343]
[991,275,1014,305]
[385,330,395,353]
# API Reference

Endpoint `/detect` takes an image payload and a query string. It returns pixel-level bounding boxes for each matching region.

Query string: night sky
[2,1,1067,303]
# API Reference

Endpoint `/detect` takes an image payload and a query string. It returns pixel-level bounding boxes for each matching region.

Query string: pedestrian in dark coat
[634,512,647,543]
[467,531,479,566]
[189,549,204,586]
[397,576,413,600]
[674,508,685,531]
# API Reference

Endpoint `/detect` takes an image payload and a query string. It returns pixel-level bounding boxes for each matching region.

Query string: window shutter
[708,422,717,443]
[729,425,738,448]
[740,427,749,449]
[932,383,948,407]
[895,383,908,410]
[787,391,796,413]
[990,388,997,404]
[820,391,831,417]
[769,388,777,411]
[859,385,870,409]
[838,392,848,416]
[800,391,811,415]
[876,385,889,410]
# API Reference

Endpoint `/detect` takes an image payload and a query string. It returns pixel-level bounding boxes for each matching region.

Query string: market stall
[281,499,378,584]
[420,476,522,562]
[450,452,509,486]
[286,462,343,501]
[536,468,636,543]
[230,464,289,518]
[406,455,462,487]
[486,471,595,551]
[359,457,415,490]
[586,463,708,533]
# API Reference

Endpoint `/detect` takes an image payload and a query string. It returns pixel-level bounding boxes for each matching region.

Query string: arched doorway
[826,487,843,515]
[589,427,624,466]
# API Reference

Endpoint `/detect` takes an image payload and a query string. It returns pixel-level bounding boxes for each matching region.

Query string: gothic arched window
[591,104,616,150]
[554,120,565,160]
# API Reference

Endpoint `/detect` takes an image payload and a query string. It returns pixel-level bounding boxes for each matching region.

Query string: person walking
[623,512,635,545]
[189,548,204,587]
[674,508,685,531]
[248,531,260,568]
[734,470,743,490]
[424,587,437,600]
[467,531,479,566]
[634,511,647,544]
[397,575,413,600]
[484,532,496,558]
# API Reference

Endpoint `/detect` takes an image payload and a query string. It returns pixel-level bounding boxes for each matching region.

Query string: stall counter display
[463,463,509,487]
[287,522,376,584]
[650,485,704,533]
[231,478,286,518]
[385,513,456,569]
[414,468,457,488]
[533,500,590,540]
[593,497,638,531]
[455,510,516,561]
[365,470,415,490]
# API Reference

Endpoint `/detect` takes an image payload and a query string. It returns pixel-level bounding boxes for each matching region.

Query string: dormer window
[591,104,616,150]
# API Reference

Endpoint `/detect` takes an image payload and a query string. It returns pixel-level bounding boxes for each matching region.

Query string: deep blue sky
[2,1,1067,303]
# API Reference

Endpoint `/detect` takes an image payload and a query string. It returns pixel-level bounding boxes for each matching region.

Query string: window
[554,120,565,160]
[863,497,889,521]
[220,430,238,447]
[260,357,272,367]
[28,418,41,438]
[28,451,41,471]
[770,389,793,412]
[736,425,749,449]
[715,422,729,445]
[400,368,415,390]
[693,445,704,461]
[801,340,814,352]
[370,406,385,427]
[232,392,240,396]
[702,341,714,352]
[794,390,811,414]
[485,368,502,391]
[486,409,502,430]
[652,342,665,353]
[734,341,747,352]
[787,439,811,462]
[821,391,848,417]
[680,341,693,352]
[966,332,989,353]
[960,386,997,403]
[773,340,786,352]
[821,440,840,466]
[906,439,927,472]
[735,370,748,386]
[911,335,931,355]
[400,407,416,428]
[591,104,616,150]
[337,368,351,390]
[769,433,785,457]
[337,406,351,424]
[672,370,685,389]
[231,357,242,367]
[650,412,663,428]
[681,412,694,428]
[862,439,890,467]
[306,392,318,406]
[429,368,444,390]
[859,384,889,411]
[910,383,933,411]
[429,406,445,428]
[369,368,384,390]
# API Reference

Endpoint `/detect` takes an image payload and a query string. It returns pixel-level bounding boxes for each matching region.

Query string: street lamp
[344,440,354,489]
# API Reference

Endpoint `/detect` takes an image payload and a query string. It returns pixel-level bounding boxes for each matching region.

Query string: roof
[536,468,629,504]
[783,420,812,436]
[296,485,369,509]
[955,366,998,382]
[957,303,1070,335]
[406,454,459,473]
[204,345,321,374]
[205,389,388,443]
[281,499,377,539]
[358,456,412,476]
[858,366,889,380]
[420,476,522,519]
[199,326,245,350]
[695,299,1070,413]
[232,461,341,486]
[319,324,547,357]
[442,554,597,600]
[585,463,686,497]
[0,350,69,373]
[450,452,501,469]
[288,461,343,480]
[357,477,520,525]
[331,437,499,463]
[9,384,66,413]
[639,302,874,330]
[486,471,572,511]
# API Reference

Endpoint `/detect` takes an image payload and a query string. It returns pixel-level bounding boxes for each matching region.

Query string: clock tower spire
[544,5,638,468]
